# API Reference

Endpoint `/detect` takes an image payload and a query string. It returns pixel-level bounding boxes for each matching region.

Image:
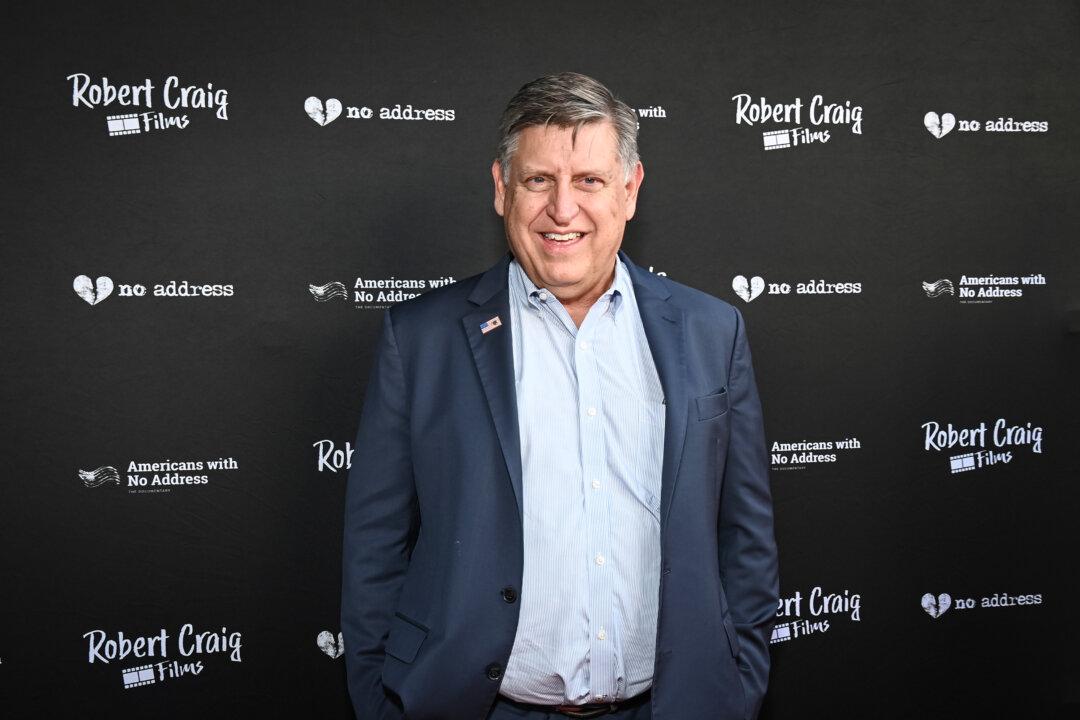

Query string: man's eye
[526,177,548,186]
[580,177,601,187]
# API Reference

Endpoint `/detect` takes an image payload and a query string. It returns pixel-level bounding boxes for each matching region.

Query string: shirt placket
[575,297,616,702]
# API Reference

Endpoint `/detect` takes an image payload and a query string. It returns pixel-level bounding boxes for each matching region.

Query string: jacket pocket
[721,613,741,658]
[717,585,741,659]
[385,611,429,663]
[696,388,729,421]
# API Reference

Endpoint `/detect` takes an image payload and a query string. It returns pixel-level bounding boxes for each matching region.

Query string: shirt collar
[509,258,629,318]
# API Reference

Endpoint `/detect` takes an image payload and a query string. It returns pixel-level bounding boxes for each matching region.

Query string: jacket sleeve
[341,311,419,720]
[718,306,779,720]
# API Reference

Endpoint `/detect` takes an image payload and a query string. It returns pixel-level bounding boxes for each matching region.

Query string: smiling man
[342,72,778,720]
[492,111,644,327]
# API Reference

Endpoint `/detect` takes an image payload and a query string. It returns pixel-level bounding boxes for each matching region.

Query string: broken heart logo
[72,275,234,304]
[731,275,862,302]
[304,97,342,126]
[732,275,765,303]
[73,275,114,305]
[923,110,1048,138]
[303,95,455,124]
[316,630,344,659]
[921,592,952,619]
[924,112,956,139]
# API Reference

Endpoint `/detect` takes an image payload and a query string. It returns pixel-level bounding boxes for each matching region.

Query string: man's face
[492,121,644,302]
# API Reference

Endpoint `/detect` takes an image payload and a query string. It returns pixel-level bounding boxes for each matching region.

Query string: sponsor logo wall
[309,274,457,309]
[921,274,1047,303]
[80,456,239,492]
[732,93,864,150]
[770,436,861,471]
[922,418,1043,474]
[731,274,862,303]
[68,74,230,136]
[772,586,862,644]
[921,591,1043,620]
[923,111,1049,139]
[84,625,243,689]
[4,3,1076,719]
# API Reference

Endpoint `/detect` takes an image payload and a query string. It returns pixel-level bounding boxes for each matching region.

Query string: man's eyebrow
[517,167,612,178]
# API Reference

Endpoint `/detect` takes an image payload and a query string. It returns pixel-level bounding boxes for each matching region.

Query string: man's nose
[547,180,579,226]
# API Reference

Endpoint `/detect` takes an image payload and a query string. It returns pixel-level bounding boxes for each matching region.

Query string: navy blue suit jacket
[342,251,778,720]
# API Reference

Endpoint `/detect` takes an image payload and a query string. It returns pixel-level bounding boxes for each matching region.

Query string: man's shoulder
[630,263,742,331]
[383,262,493,329]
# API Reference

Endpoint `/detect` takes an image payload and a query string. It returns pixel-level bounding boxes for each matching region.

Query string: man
[342,72,778,720]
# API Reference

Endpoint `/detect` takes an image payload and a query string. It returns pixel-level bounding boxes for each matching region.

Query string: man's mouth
[539,231,586,250]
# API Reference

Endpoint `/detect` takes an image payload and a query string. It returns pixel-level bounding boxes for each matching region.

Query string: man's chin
[533,267,588,291]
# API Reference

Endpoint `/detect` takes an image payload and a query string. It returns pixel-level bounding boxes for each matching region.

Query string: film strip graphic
[106,113,142,137]
[770,622,793,644]
[762,129,790,151]
[949,452,979,474]
[122,664,157,689]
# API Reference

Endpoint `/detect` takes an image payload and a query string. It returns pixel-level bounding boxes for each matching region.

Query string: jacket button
[501,586,517,603]
[486,663,504,681]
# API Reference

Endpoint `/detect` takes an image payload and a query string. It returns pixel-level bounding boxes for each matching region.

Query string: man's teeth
[542,232,582,241]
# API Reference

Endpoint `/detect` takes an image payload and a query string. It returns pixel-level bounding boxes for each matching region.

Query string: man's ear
[491,160,506,217]
[623,161,645,221]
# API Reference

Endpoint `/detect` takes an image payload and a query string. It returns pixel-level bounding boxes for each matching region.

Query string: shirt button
[579,340,589,350]
[591,480,601,490]
[595,554,605,566]
[538,291,549,301]
[586,407,597,417]
[597,628,607,640]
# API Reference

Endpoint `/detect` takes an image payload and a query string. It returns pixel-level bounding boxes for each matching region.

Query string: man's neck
[550,265,617,328]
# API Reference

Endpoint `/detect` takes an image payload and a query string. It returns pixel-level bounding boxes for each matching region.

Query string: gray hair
[496,72,640,183]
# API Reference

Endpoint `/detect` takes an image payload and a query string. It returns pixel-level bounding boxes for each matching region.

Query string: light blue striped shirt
[500,258,665,705]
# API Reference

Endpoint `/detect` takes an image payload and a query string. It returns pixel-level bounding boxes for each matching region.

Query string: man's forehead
[513,121,620,170]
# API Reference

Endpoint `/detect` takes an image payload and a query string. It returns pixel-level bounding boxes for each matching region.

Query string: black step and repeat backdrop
[3,1,1079,718]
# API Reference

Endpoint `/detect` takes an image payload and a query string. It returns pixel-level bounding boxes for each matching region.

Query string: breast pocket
[696,388,729,421]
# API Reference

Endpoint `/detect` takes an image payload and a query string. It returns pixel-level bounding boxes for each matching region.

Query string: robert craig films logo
[314,439,353,473]
[732,275,861,303]
[309,274,457,310]
[732,93,863,150]
[924,111,1048,139]
[304,95,455,126]
[772,586,861,644]
[316,630,345,659]
[79,456,239,494]
[921,273,1046,303]
[84,624,242,689]
[921,590,1043,620]
[67,74,229,137]
[770,436,861,472]
[922,418,1043,475]
[73,274,234,305]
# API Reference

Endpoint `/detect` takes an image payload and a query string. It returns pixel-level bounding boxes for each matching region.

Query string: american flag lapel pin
[479,315,502,334]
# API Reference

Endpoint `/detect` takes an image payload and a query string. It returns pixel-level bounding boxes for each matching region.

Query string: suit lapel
[621,251,688,532]
[462,254,524,522]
